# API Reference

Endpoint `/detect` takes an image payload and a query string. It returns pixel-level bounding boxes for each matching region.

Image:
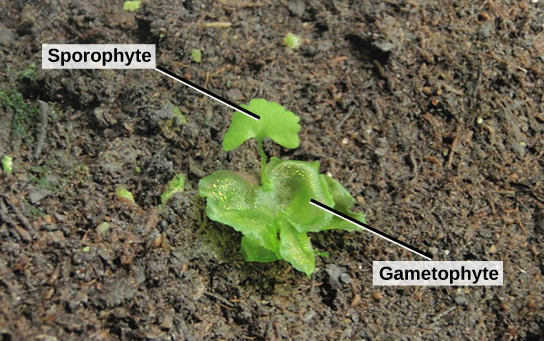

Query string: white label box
[42,44,156,69]
[373,261,503,286]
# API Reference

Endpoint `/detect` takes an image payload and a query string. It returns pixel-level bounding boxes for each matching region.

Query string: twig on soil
[200,22,232,28]
[0,198,27,240]
[481,52,527,73]
[0,195,34,241]
[335,106,355,130]
[204,72,211,89]
[430,306,457,323]
[217,0,264,9]
[481,52,544,76]
[34,100,49,160]
[204,291,236,308]
[446,128,463,169]
[409,152,419,174]
[0,194,34,234]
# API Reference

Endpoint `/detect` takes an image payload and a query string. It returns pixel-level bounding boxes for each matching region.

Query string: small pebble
[326,264,343,286]
[351,293,361,307]
[479,12,490,21]
[304,310,316,322]
[454,295,467,306]
[372,292,383,300]
[160,315,174,329]
[340,273,354,285]
[350,312,360,322]
[96,222,110,235]
[152,234,162,248]
[479,230,492,238]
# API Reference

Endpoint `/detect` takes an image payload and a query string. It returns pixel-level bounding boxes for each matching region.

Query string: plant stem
[257,139,267,185]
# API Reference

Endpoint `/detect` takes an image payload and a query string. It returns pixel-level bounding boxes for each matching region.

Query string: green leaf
[264,158,335,233]
[279,220,315,277]
[241,236,280,262]
[199,170,279,254]
[320,174,366,231]
[222,99,301,151]
[322,213,366,232]
[321,175,355,213]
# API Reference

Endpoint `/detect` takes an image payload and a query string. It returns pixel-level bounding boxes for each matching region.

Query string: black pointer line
[155,65,260,121]
[310,199,433,260]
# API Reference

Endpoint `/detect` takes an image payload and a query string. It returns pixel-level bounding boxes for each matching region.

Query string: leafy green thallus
[199,99,365,276]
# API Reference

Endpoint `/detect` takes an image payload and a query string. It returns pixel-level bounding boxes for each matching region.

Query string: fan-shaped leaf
[223,99,301,151]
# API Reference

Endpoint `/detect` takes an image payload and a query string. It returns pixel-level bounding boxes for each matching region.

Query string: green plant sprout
[161,174,185,205]
[2,155,13,174]
[191,49,202,63]
[19,62,37,82]
[284,33,302,50]
[123,0,141,12]
[115,187,135,205]
[199,99,365,277]
[0,90,40,143]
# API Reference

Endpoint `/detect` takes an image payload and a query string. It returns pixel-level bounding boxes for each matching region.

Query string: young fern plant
[199,99,365,277]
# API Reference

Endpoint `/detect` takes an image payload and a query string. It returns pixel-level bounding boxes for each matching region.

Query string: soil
[0,1,543,340]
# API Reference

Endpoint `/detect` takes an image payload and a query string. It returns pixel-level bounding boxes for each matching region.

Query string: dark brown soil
[1,1,543,340]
